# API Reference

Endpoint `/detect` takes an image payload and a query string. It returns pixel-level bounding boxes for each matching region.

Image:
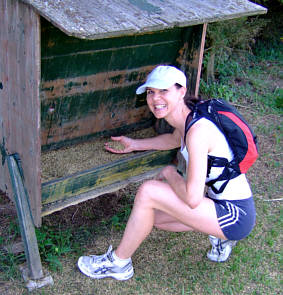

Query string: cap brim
[136,85,147,95]
[136,80,174,95]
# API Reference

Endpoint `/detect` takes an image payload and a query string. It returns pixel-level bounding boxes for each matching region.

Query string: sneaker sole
[207,254,231,263]
[77,259,134,281]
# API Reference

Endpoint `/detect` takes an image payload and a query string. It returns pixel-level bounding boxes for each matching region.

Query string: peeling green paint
[41,149,177,204]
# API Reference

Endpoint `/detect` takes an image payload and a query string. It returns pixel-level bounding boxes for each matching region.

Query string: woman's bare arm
[158,121,209,209]
[104,128,181,154]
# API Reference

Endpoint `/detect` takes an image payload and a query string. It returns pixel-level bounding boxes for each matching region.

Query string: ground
[0,106,282,295]
[0,36,282,294]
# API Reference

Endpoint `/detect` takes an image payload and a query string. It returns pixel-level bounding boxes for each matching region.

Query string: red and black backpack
[184,99,259,194]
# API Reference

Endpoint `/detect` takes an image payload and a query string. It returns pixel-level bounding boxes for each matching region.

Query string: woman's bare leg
[115,180,225,259]
[153,209,195,232]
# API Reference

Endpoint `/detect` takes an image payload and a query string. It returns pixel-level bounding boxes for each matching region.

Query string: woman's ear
[180,87,187,99]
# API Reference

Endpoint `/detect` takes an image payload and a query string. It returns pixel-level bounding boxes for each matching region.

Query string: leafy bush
[203,17,267,82]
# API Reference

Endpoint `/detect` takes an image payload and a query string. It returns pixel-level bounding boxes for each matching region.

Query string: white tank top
[180,118,252,200]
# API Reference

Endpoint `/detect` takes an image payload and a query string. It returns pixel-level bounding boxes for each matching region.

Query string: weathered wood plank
[21,0,267,40]
[0,0,41,226]
[39,26,189,149]
[41,150,177,205]
[41,18,183,58]
[41,168,162,217]
[176,24,207,96]
[41,36,182,81]
[41,107,154,150]
[6,155,43,280]
[40,67,154,100]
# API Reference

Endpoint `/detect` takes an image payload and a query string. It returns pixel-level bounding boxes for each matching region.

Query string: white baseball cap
[136,65,187,95]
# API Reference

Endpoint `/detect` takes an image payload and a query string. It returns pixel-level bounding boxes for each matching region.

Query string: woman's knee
[135,180,160,204]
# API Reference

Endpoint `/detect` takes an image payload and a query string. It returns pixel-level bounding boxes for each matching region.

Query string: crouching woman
[77,65,256,280]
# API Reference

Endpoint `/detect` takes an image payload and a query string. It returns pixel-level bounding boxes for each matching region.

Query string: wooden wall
[0,3,206,225]
[40,19,205,150]
[0,0,41,226]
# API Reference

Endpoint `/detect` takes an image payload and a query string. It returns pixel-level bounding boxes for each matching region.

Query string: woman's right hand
[104,136,135,154]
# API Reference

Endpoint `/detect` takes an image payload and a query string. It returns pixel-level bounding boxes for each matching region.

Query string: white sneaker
[207,235,237,262]
[77,245,134,280]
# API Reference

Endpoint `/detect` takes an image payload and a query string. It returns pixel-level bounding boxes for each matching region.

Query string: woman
[77,65,256,280]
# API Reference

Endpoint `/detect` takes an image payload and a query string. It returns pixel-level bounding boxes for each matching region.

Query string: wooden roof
[22,0,267,40]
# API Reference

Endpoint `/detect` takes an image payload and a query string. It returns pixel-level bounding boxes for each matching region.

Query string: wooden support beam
[176,24,207,97]
[6,154,43,280]
[194,23,207,98]
[42,167,162,216]
[41,149,177,206]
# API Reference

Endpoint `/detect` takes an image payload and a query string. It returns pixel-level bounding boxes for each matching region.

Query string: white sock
[112,251,131,266]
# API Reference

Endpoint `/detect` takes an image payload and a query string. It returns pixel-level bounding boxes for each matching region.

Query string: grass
[0,32,282,294]
[200,36,283,112]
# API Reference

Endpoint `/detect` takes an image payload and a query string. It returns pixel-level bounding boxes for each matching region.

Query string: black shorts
[211,197,256,240]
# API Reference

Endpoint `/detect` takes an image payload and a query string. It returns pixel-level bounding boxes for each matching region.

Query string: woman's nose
[152,92,160,100]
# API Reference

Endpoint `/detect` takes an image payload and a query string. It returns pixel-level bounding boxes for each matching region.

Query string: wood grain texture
[41,149,177,205]
[21,0,266,40]
[0,0,41,226]
[6,155,43,280]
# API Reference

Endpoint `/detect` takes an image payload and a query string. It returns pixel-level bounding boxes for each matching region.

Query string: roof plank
[21,0,267,39]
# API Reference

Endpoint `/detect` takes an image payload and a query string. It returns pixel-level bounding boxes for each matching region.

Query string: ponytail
[175,83,202,110]
[183,95,202,110]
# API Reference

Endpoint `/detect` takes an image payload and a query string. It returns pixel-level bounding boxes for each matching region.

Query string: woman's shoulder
[188,117,216,134]
[186,118,211,146]
[190,117,221,134]
[186,117,227,152]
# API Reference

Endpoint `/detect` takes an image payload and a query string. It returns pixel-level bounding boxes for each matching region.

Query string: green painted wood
[41,18,184,58]
[40,23,196,149]
[41,85,146,128]
[40,81,155,149]
[41,37,183,81]
[41,149,177,205]
[41,168,163,217]
[41,119,155,152]
[7,155,43,280]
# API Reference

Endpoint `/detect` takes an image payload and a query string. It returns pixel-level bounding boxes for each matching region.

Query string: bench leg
[6,154,53,290]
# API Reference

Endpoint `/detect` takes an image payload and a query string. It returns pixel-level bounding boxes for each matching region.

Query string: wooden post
[176,23,207,97]
[0,0,42,227]
[6,154,43,280]
[194,23,207,98]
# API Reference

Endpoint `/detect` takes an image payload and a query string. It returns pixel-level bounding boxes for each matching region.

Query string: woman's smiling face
[146,84,185,119]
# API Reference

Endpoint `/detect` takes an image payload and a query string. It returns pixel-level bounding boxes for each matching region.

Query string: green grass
[200,37,283,113]
[0,31,282,295]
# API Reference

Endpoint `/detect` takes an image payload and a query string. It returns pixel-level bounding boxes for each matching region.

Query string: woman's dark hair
[175,83,202,110]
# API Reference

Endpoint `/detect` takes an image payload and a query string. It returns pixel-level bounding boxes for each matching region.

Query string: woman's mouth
[154,104,167,110]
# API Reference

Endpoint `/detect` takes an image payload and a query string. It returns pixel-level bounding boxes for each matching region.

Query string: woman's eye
[161,89,168,93]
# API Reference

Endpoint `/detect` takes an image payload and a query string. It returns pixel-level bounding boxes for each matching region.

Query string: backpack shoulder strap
[183,103,204,144]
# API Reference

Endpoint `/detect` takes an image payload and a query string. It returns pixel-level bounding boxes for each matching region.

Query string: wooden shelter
[0,0,266,285]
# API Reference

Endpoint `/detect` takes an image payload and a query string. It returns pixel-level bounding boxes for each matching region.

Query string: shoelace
[90,253,108,264]
[216,239,225,255]
[90,247,114,264]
